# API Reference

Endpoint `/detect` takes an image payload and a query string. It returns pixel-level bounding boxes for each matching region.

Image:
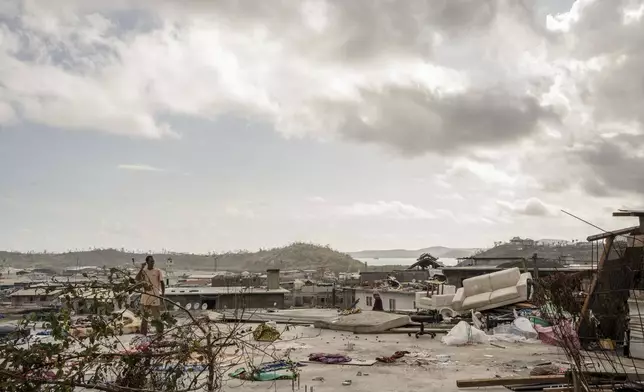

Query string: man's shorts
[142,305,161,320]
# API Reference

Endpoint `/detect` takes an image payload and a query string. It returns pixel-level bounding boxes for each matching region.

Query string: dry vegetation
[0,242,365,272]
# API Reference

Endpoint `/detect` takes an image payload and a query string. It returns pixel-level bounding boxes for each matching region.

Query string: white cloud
[3,0,644,252]
[0,0,557,152]
[443,158,517,186]
[338,201,435,220]
[117,164,165,172]
[497,197,558,217]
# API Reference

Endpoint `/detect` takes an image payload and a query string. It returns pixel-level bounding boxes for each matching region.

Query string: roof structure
[407,253,441,270]
[585,210,644,241]
[11,288,63,297]
[165,286,289,295]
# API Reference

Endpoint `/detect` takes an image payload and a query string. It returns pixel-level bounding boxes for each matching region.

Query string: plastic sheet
[442,321,489,346]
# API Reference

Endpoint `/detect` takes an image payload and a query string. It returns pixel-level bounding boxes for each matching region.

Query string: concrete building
[62,266,102,276]
[10,287,62,307]
[289,283,346,307]
[353,288,425,312]
[165,269,288,310]
[164,286,289,310]
[360,270,430,285]
[210,274,262,288]
[509,237,535,247]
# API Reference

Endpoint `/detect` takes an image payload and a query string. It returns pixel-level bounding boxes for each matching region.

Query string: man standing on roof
[372,292,384,311]
[136,255,165,335]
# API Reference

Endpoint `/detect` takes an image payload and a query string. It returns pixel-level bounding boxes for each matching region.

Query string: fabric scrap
[229,367,297,381]
[376,351,410,363]
[308,353,352,364]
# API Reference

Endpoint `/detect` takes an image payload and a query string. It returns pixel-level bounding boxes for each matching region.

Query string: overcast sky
[1,0,644,253]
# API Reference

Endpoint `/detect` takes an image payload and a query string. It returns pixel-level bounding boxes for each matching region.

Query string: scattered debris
[308,353,351,364]
[442,321,489,346]
[229,367,297,381]
[256,360,304,373]
[530,364,567,376]
[253,323,281,342]
[376,350,410,363]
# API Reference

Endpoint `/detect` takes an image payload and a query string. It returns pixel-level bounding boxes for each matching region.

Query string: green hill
[0,243,365,272]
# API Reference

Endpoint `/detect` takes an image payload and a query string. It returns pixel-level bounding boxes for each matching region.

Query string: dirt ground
[9,318,567,391]
[220,324,567,392]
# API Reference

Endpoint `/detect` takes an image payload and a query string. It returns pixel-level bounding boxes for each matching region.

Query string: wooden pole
[456,375,568,388]
[578,236,614,332]
[532,253,539,279]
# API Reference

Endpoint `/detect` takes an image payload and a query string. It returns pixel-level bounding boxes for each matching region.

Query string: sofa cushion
[490,286,520,303]
[489,268,521,291]
[462,292,491,309]
[463,274,492,297]
[418,297,432,308]
[433,294,455,307]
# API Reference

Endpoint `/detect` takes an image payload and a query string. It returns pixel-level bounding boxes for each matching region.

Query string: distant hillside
[0,243,365,273]
[474,242,592,261]
[349,246,480,260]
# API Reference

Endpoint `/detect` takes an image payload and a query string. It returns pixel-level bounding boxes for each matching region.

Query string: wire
[560,209,644,252]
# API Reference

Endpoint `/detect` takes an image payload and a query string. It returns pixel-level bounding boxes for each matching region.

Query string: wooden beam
[456,375,568,388]
[587,226,639,242]
[578,236,614,332]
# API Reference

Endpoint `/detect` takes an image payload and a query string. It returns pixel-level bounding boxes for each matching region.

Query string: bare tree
[0,268,299,392]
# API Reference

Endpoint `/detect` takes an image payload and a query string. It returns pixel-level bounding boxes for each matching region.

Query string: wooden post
[532,253,539,279]
[579,236,615,331]
[572,371,581,392]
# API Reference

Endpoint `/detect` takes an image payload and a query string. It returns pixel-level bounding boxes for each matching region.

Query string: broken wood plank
[456,375,568,388]
[355,328,449,335]
[578,235,614,333]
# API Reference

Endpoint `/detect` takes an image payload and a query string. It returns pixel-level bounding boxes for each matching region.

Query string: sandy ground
[219,324,567,392]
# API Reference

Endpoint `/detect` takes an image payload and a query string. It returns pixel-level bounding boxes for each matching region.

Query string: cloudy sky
[1,0,644,253]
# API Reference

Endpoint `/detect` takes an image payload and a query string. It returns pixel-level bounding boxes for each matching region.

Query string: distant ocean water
[355,257,459,267]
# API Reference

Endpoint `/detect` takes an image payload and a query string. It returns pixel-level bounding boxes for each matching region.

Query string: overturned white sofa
[417,267,532,313]
[452,268,532,311]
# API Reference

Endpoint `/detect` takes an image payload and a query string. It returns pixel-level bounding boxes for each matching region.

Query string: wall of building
[288,285,346,308]
[354,290,421,311]
[11,295,58,307]
[266,269,280,290]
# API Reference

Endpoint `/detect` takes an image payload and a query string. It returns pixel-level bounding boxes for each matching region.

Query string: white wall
[355,290,423,311]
